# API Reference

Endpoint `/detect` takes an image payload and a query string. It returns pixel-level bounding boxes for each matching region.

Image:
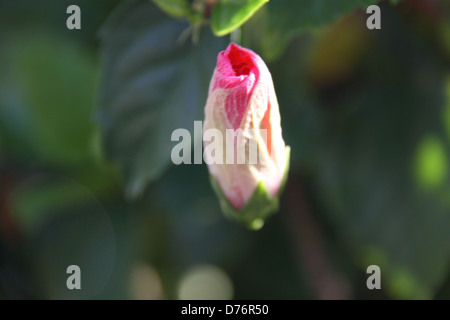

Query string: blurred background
[0,0,449,299]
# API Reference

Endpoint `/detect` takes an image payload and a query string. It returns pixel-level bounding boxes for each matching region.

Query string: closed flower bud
[203,43,290,229]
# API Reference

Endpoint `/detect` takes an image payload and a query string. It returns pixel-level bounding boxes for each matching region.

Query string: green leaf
[0,34,97,166]
[98,0,227,198]
[152,0,190,18]
[261,0,378,60]
[211,0,268,36]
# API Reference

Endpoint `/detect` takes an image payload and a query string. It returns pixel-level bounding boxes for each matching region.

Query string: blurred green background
[0,0,449,299]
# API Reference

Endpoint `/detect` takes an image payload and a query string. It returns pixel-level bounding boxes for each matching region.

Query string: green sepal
[209,146,290,230]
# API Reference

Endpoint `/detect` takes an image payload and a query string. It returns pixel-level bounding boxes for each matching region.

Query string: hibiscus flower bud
[203,43,290,229]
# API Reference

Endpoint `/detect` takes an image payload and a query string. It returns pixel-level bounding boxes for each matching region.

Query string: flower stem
[283,175,351,299]
[230,28,241,45]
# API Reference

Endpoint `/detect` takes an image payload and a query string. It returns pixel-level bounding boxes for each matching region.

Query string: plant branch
[283,175,351,300]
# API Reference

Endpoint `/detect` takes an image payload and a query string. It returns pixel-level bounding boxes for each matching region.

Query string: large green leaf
[211,0,268,36]
[260,0,378,59]
[0,35,97,166]
[97,0,227,198]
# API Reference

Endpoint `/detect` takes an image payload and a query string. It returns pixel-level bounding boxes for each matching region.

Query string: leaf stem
[230,28,241,45]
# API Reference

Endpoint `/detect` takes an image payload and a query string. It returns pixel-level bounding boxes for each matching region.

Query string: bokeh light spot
[177,264,233,300]
[129,263,163,300]
[414,135,447,189]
